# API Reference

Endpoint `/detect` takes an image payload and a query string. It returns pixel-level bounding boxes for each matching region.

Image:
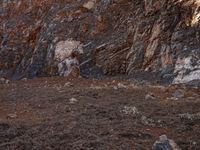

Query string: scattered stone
[21,78,28,81]
[192,141,197,145]
[5,79,10,84]
[145,93,156,100]
[7,113,17,119]
[69,98,78,104]
[113,86,118,90]
[64,82,73,87]
[117,83,127,89]
[172,90,185,99]
[141,115,155,126]
[128,83,137,88]
[0,78,6,83]
[90,85,103,90]
[157,119,162,124]
[83,0,95,10]
[121,106,139,116]
[153,135,181,150]
[67,16,73,22]
[0,78,10,84]
[178,112,200,120]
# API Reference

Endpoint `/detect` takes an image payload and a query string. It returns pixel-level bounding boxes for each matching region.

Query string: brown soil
[0,77,200,150]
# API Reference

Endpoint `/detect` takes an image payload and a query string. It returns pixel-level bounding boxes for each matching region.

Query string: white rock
[7,113,17,119]
[173,55,200,84]
[0,78,10,84]
[117,83,127,89]
[83,0,95,10]
[55,39,83,77]
[21,78,28,81]
[64,82,72,87]
[113,86,118,90]
[5,79,10,84]
[145,93,155,100]
[55,40,83,62]
[0,77,6,83]
[69,98,78,104]
[122,106,139,116]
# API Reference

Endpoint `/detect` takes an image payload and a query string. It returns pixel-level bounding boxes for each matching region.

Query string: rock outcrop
[55,39,83,77]
[153,135,181,150]
[0,0,200,83]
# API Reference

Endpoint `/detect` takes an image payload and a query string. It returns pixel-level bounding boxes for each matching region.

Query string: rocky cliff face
[0,0,200,83]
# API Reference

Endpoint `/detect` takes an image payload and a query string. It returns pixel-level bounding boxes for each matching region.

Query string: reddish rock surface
[1,0,200,83]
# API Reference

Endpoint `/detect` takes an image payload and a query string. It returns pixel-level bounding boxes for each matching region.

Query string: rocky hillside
[1,0,200,83]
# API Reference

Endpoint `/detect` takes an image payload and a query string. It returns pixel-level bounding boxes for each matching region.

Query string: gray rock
[172,90,184,99]
[141,115,155,126]
[187,79,200,88]
[153,135,181,150]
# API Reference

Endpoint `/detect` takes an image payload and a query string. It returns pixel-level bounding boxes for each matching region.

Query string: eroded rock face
[0,0,200,83]
[125,0,200,82]
[173,51,200,84]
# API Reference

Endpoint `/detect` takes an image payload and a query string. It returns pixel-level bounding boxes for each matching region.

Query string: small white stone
[21,78,28,81]
[83,0,95,10]
[0,78,6,83]
[5,79,10,84]
[122,106,139,116]
[113,86,118,90]
[7,113,17,119]
[145,93,155,100]
[64,82,72,87]
[69,98,78,104]
[117,83,127,89]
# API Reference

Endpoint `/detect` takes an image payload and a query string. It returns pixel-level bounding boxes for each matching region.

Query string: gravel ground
[0,77,200,150]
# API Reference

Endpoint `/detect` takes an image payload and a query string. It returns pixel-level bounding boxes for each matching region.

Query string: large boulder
[54,40,83,77]
[153,135,181,150]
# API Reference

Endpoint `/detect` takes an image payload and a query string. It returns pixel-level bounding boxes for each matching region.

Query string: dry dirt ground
[0,77,200,150]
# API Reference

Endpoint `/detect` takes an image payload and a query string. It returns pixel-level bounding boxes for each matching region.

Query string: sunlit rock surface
[0,0,200,83]
[55,40,83,77]
[173,52,200,84]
